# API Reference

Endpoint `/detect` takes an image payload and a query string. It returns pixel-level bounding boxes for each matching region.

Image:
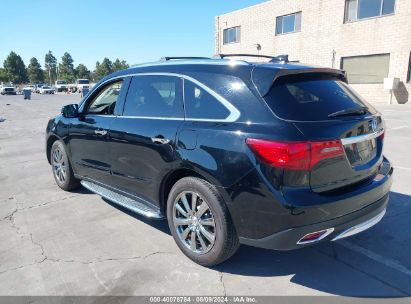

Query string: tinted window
[87,80,123,115]
[184,80,230,120]
[123,75,183,118]
[264,76,368,121]
[341,54,390,84]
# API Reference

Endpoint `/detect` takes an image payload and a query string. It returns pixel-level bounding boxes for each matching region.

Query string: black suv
[46,55,393,266]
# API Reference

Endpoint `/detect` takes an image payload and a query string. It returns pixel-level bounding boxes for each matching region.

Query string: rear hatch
[260,70,384,193]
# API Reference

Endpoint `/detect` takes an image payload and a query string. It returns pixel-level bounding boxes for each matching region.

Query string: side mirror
[61,104,79,118]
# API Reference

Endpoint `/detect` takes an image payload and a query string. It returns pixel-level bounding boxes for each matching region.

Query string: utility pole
[48,66,51,86]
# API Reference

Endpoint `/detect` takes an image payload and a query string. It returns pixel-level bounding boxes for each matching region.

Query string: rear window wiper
[328,107,367,118]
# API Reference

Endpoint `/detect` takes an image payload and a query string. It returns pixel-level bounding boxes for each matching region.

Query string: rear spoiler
[251,67,347,97]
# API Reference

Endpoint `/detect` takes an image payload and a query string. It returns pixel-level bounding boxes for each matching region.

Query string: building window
[276,12,301,35]
[407,52,411,83]
[341,54,390,84]
[223,26,240,44]
[344,0,395,22]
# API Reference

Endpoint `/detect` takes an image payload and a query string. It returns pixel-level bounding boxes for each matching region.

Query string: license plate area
[344,138,377,166]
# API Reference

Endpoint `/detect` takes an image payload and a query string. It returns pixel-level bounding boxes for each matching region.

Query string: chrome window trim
[341,128,384,145]
[120,116,184,121]
[85,72,241,123]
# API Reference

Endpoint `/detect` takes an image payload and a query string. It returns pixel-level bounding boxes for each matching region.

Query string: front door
[69,79,126,184]
[108,75,184,205]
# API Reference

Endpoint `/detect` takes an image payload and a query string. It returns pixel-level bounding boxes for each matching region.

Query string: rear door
[263,74,384,192]
[108,74,184,205]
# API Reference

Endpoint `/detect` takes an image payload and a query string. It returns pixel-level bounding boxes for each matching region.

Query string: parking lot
[0,93,410,297]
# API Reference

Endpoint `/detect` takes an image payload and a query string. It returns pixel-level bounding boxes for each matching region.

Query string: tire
[167,177,239,266]
[50,140,80,191]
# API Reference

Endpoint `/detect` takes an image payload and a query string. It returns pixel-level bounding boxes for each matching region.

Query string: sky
[0,0,266,70]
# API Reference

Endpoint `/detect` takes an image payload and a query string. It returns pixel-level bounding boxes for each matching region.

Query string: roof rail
[218,53,289,63]
[160,56,211,61]
[218,54,274,59]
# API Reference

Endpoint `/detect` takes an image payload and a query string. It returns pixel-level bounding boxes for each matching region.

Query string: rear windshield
[264,76,371,121]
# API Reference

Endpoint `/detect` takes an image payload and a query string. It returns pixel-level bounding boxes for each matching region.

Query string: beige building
[215,0,411,104]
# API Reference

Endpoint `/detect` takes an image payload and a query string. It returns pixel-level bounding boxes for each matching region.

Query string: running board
[80,180,164,219]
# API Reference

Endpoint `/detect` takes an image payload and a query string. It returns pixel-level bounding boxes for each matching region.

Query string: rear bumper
[239,192,389,250]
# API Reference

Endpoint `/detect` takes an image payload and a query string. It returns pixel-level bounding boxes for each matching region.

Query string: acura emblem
[371,119,378,132]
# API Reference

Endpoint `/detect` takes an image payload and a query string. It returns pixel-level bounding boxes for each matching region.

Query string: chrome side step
[80,180,164,219]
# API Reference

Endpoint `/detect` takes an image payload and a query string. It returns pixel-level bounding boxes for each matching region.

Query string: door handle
[94,129,107,136]
[151,137,170,144]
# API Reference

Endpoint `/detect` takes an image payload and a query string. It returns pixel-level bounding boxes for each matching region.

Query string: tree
[92,58,112,81]
[59,52,75,82]
[0,68,9,82]
[74,64,90,80]
[27,57,44,83]
[112,59,129,72]
[3,51,28,84]
[45,50,57,85]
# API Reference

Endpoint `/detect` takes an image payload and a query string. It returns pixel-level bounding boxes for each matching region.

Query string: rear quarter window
[264,76,373,121]
[184,80,230,120]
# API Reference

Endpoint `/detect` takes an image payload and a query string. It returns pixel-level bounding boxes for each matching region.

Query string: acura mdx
[46,55,393,266]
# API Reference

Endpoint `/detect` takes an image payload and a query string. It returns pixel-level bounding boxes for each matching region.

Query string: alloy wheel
[52,147,67,183]
[173,191,216,254]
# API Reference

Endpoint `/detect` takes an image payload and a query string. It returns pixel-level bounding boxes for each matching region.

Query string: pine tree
[27,57,44,83]
[3,51,28,84]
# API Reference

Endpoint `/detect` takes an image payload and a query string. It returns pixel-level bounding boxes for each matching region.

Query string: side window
[123,75,183,118]
[184,80,230,120]
[86,80,123,115]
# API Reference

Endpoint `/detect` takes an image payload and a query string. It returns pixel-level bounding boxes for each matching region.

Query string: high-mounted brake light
[246,138,344,170]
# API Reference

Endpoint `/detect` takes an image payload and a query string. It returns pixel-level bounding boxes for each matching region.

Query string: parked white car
[35,84,45,93]
[26,85,35,92]
[55,80,68,92]
[39,86,55,94]
[0,85,17,95]
[76,79,90,92]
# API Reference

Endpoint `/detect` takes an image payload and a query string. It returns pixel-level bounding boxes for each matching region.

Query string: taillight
[246,138,344,171]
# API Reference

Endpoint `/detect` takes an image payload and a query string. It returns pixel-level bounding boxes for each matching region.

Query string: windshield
[56,81,67,85]
[264,75,376,121]
[78,79,89,84]
[43,86,51,89]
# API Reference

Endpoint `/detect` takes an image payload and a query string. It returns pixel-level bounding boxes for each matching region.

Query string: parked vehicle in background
[35,84,45,93]
[76,79,90,93]
[0,85,17,95]
[46,55,393,266]
[14,86,23,95]
[55,80,68,92]
[39,85,55,94]
[27,85,35,92]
